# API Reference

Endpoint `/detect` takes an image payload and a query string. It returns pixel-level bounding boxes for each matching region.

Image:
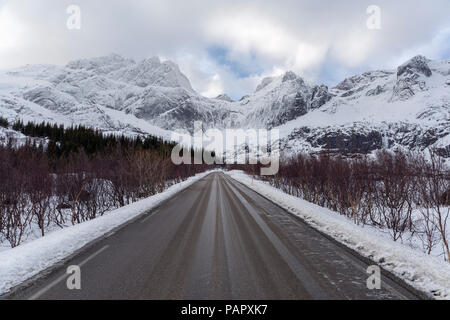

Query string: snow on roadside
[0,170,217,296]
[225,170,450,300]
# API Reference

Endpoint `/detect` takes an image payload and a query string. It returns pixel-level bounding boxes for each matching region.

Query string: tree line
[9,118,174,159]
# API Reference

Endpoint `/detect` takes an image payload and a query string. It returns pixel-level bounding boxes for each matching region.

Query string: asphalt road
[11,172,420,300]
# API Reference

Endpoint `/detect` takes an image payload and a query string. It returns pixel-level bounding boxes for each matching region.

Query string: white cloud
[205,10,328,76]
[0,6,24,50]
[0,0,449,97]
[331,29,377,67]
[201,74,223,98]
[390,27,450,67]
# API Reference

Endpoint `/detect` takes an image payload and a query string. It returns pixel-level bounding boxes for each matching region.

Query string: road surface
[10,172,420,300]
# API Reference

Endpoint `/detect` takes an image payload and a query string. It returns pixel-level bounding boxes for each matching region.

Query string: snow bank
[226,170,450,300]
[0,170,216,295]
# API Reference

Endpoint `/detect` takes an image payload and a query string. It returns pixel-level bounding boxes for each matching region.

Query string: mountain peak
[143,56,161,64]
[282,71,297,82]
[215,94,234,102]
[65,54,193,91]
[109,56,194,91]
[66,54,133,72]
[255,76,275,92]
[397,55,432,78]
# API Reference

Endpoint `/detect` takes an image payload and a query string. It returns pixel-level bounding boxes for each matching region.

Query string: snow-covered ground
[225,170,450,300]
[0,126,49,148]
[0,170,217,296]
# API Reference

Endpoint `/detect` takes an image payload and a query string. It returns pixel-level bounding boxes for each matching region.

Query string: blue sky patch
[207,46,264,78]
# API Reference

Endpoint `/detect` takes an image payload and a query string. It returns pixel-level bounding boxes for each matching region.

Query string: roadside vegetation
[234,150,450,261]
[0,120,209,248]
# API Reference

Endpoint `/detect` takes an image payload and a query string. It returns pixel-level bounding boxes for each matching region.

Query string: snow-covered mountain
[277,56,450,156]
[240,71,333,128]
[0,54,242,139]
[214,94,234,102]
[0,54,448,156]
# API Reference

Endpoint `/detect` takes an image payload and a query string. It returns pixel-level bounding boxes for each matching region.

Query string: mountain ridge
[0,54,448,157]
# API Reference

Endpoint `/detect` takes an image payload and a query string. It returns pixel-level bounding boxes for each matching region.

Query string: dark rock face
[285,121,450,157]
[282,71,297,82]
[366,85,384,96]
[311,85,333,109]
[312,130,383,154]
[334,70,394,99]
[287,126,384,155]
[269,93,308,128]
[397,55,432,78]
[335,78,355,91]
[391,56,432,101]
[391,124,441,149]
[267,83,333,128]
[392,78,419,100]
[340,85,368,97]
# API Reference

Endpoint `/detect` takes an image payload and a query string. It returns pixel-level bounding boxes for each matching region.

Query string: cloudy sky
[0,0,449,99]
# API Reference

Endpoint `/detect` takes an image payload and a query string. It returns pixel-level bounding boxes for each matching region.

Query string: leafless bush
[423,150,450,261]
[237,148,450,259]
[0,140,210,248]
[372,151,414,241]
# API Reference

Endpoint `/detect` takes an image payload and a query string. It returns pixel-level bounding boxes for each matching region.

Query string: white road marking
[141,209,159,223]
[28,245,109,300]
[105,231,115,238]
